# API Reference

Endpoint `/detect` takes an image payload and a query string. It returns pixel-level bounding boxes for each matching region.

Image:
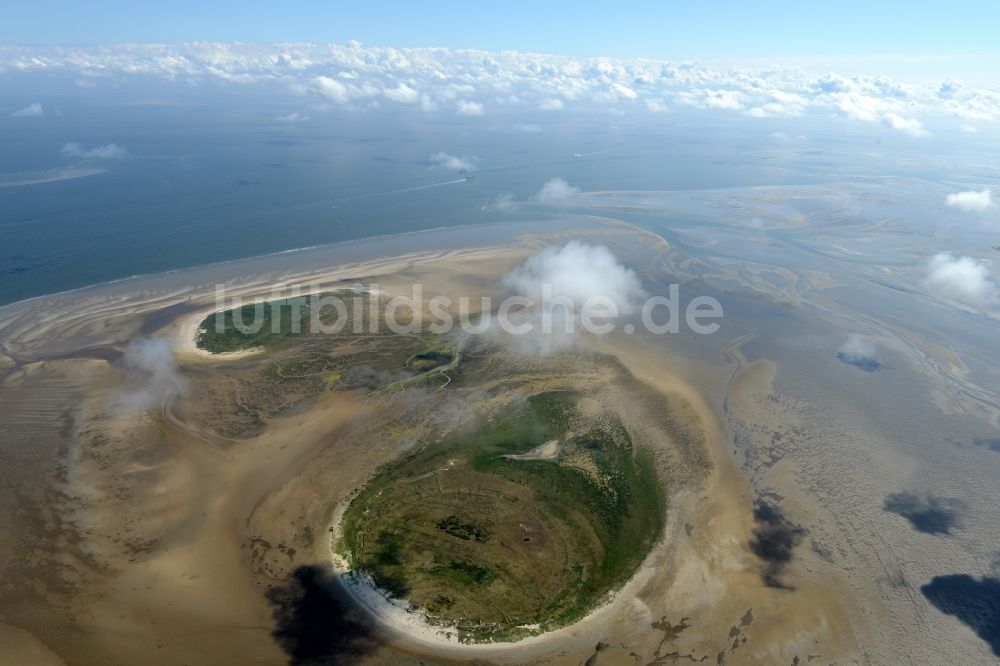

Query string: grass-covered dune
[338,391,664,643]
[196,294,336,353]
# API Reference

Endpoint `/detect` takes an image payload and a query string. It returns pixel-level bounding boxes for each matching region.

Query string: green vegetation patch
[436,515,490,543]
[405,342,454,372]
[338,390,664,642]
[196,292,352,353]
[429,560,497,586]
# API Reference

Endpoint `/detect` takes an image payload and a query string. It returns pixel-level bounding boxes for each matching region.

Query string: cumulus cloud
[676,89,745,111]
[456,99,484,116]
[11,102,45,117]
[60,142,128,159]
[539,98,564,111]
[483,193,517,212]
[960,124,978,133]
[837,334,882,372]
[310,75,353,104]
[746,91,807,118]
[925,253,993,302]
[881,113,929,137]
[946,189,993,212]
[533,177,580,205]
[497,242,646,355]
[384,81,419,104]
[504,241,645,314]
[608,82,638,102]
[113,337,188,411]
[429,151,477,171]
[835,93,882,122]
[5,42,1000,127]
[833,94,929,136]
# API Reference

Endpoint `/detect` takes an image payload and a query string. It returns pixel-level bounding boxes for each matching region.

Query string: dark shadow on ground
[267,564,380,665]
[921,574,1000,656]
[973,437,1000,453]
[883,491,964,535]
[837,351,883,372]
[748,502,805,589]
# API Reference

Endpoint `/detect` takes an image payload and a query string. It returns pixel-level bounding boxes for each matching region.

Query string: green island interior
[337,391,665,643]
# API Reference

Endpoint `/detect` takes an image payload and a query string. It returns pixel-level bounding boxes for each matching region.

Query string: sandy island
[0,219,871,665]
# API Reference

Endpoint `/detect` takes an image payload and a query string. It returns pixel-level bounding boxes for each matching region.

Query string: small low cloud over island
[837,334,882,371]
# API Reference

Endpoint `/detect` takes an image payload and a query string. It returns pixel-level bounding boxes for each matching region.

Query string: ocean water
[0,85,842,306]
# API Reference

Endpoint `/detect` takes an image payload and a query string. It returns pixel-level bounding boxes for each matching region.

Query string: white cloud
[816,73,854,93]
[608,83,638,102]
[11,102,45,117]
[429,152,477,171]
[384,82,419,104]
[60,142,128,159]
[676,89,746,111]
[835,93,882,122]
[456,99,484,116]
[534,178,580,205]
[839,334,875,358]
[945,189,993,212]
[498,242,646,354]
[539,98,564,111]
[960,123,978,133]
[504,241,645,315]
[5,42,1000,130]
[925,253,993,302]
[277,111,310,123]
[881,113,929,138]
[746,90,806,117]
[310,75,352,104]
[113,337,188,411]
[484,193,518,212]
[515,123,542,132]
[746,101,803,118]
[837,334,882,371]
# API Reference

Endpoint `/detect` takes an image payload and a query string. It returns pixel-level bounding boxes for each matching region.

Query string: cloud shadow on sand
[836,351,883,372]
[883,491,964,535]
[922,575,1000,656]
[267,564,380,664]
[749,502,806,589]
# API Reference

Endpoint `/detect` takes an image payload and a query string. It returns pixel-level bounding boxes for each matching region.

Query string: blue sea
[0,80,956,306]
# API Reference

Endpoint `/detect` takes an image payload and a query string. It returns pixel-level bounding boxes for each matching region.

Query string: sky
[4,1,1000,69]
